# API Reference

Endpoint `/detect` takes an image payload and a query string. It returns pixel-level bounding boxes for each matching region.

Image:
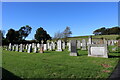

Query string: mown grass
[68,35,119,40]
[2,48,120,79]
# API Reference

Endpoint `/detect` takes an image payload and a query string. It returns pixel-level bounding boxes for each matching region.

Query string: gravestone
[81,39,87,50]
[88,36,92,44]
[100,39,104,44]
[68,41,71,51]
[49,44,53,51]
[40,40,44,53]
[8,43,12,51]
[111,40,114,45]
[118,39,120,47]
[44,44,47,51]
[103,39,108,45]
[27,44,32,53]
[108,40,111,45]
[34,45,37,53]
[37,43,40,48]
[77,40,81,49]
[51,41,55,50]
[12,45,15,51]
[19,44,23,52]
[56,40,62,51]
[88,44,108,58]
[32,43,35,48]
[15,44,19,51]
[62,41,65,49]
[70,40,78,56]
[47,40,50,50]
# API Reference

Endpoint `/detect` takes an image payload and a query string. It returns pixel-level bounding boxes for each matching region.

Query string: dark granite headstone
[70,40,78,56]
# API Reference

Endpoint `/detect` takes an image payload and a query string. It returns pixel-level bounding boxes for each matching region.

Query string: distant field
[2,46,120,79]
[68,35,119,40]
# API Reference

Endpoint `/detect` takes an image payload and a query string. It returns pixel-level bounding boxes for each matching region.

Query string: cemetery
[2,36,120,79]
[1,2,120,79]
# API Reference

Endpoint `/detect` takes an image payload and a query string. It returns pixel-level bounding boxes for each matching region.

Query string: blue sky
[2,2,118,40]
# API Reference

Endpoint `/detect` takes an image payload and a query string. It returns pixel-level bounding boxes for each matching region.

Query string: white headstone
[34,45,37,53]
[19,44,23,52]
[56,40,62,51]
[8,43,12,51]
[27,44,32,53]
[44,44,47,51]
[15,44,19,51]
[62,41,65,49]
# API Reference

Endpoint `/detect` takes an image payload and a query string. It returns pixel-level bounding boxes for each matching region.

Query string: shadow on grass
[2,67,23,80]
[108,55,120,58]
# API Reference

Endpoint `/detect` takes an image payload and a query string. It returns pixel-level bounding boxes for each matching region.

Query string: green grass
[68,35,119,40]
[2,48,120,79]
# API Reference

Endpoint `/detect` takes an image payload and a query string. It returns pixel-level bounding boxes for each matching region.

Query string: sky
[2,2,118,40]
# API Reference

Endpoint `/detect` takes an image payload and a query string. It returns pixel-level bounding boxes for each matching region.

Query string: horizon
[2,2,118,40]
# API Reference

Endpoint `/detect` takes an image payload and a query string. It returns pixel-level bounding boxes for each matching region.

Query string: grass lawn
[2,48,120,79]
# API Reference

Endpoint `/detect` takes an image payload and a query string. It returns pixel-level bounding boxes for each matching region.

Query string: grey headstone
[81,39,87,50]
[70,40,78,56]
[77,40,81,49]
[19,44,23,52]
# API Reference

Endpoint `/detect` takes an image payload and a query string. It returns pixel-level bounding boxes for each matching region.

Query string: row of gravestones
[6,39,89,53]
[6,38,118,53]
[5,38,120,58]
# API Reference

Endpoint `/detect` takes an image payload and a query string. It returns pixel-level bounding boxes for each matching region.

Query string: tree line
[1,25,72,45]
[93,26,120,35]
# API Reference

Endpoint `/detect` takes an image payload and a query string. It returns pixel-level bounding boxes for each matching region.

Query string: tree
[6,29,16,43]
[93,26,120,35]
[93,27,106,35]
[19,25,32,40]
[63,26,72,42]
[63,26,72,38]
[34,27,51,43]
[53,31,64,39]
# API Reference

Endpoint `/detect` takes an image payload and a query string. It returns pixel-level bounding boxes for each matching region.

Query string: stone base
[56,49,62,51]
[70,52,78,56]
[88,54,108,58]
[81,48,87,50]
